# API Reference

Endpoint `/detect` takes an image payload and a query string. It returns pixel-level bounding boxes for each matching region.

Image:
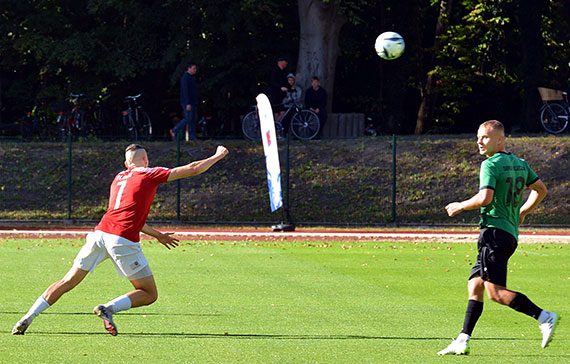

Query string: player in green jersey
[438,120,559,355]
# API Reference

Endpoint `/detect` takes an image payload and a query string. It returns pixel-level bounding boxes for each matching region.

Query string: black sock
[508,292,542,319]
[461,299,484,336]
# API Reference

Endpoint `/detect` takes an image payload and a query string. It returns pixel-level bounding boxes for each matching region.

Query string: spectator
[305,76,327,133]
[170,62,199,142]
[270,57,289,121]
[283,73,303,107]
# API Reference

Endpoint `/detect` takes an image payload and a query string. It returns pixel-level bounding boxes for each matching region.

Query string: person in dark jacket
[305,76,327,132]
[269,57,289,121]
[170,63,199,142]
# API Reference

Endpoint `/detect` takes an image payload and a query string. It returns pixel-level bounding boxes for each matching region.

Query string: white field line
[0,229,568,243]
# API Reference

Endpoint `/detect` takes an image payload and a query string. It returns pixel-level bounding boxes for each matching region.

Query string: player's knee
[487,291,500,303]
[143,289,158,305]
[148,291,158,304]
[486,290,509,305]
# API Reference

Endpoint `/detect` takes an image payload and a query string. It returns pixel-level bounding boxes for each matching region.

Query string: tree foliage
[1,0,570,134]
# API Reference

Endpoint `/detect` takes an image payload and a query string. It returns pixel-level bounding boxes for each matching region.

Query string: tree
[296,0,347,112]
[415,0,453,135]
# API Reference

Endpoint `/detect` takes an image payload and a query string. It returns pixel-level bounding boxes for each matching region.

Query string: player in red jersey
[12,144,229,336]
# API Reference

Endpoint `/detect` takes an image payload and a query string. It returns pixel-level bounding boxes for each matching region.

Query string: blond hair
[480,120,505,135]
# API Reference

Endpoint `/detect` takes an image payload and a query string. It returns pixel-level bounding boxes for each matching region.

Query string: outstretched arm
[445,188,494,217]
[141,224,179,250]
[167,146,229,182]
[519,179,547,225]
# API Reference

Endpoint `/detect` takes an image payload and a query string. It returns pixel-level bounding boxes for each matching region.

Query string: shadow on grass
[1,311,222,317]
[1,330,550,341]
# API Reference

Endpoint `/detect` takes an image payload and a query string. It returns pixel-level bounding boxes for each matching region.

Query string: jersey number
[506,176,525,207]
[114,180,128,209]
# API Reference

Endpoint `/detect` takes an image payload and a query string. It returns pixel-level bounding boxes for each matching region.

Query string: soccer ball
[375,32,405,60]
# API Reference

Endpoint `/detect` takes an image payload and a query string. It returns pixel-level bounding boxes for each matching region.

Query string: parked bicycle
[20,98,56,140]
[57,93,97,139]
[122,94,152,140]
[538,87,569,134]
[242,100,320,141]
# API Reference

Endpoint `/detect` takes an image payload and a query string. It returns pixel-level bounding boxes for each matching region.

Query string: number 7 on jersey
[114,180,128,209]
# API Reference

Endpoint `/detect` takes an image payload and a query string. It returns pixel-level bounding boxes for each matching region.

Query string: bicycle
[538,87,569,134]
[122,94,152,140]
[57,93,97,139]
[20,98,56,140]
[242,100,320,141]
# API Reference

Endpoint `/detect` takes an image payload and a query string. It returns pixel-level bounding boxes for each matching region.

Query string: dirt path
[0,228,568,244]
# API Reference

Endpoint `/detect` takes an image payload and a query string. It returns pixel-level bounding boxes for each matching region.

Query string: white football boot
[437,338,470,355]
[540,312,560,348]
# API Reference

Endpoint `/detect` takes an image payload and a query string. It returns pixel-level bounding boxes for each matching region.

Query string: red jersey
[95,166,171,242]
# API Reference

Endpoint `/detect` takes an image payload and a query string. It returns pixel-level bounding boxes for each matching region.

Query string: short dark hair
[312,76,320,81]
[125,144,145,153]
[187,62,196,69]
[277,56,288,62]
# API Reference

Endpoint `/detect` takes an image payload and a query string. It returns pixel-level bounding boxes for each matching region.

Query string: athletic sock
[23,296,50,321]
[456,332,470,343]
[105,295,132,314]
[537,310,551,324]
[508,292,542,320]
[461,299,484,336]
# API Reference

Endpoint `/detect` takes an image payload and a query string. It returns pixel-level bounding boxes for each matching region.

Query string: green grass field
[1,238,568,363]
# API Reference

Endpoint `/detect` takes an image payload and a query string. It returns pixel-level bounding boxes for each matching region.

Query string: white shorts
[74,230,152,279]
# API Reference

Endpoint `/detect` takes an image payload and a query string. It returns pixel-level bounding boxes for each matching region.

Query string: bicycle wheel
[136,110,152,139]
[20,116,36,140]
[124,114,138,140]
[540,103,569,134]
[290,110,320,140]
[275,121,285,140]
[242,111,261,141]
[57,112,72,141]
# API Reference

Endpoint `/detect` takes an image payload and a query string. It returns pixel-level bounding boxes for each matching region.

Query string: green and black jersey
[479,151,539,241]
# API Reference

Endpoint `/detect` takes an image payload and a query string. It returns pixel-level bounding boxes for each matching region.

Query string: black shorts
[469,227,517,286]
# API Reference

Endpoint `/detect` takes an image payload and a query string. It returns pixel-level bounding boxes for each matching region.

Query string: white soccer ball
[375,32,405,60]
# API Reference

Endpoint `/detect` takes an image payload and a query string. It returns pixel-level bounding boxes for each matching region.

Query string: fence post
[176,134,181,220]
[67,133,72,220]
[391,134,397,225]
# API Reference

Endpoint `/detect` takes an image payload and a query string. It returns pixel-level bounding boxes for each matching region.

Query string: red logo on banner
[266,130,271,146]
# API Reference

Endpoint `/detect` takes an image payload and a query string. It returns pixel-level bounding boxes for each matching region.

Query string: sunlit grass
[1,238,568,363]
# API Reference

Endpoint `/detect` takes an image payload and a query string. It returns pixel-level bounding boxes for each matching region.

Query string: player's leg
[438,231,494,356]
[12,232,106,335]
[438,269,485,355]
[93,269,156,336]
[461,276,485,336]
[483,228,560,348]
[12,266,89,335]
[485,281,560,348]
[94,234,155,336]
[43,266,90,305]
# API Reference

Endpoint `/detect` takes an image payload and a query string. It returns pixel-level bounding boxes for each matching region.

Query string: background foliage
[1,0,570,136]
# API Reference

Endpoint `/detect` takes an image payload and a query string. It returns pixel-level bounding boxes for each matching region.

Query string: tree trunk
[296,0,346,113]
[415,0,453,135]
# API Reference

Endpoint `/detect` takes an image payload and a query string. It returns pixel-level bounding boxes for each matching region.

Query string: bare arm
[167,145,229,182]
[141,223,180,250]
[445,188,494,217]
[519,179,547,225]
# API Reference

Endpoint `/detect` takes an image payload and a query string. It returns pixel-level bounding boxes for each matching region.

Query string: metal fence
[0,135,568,226]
